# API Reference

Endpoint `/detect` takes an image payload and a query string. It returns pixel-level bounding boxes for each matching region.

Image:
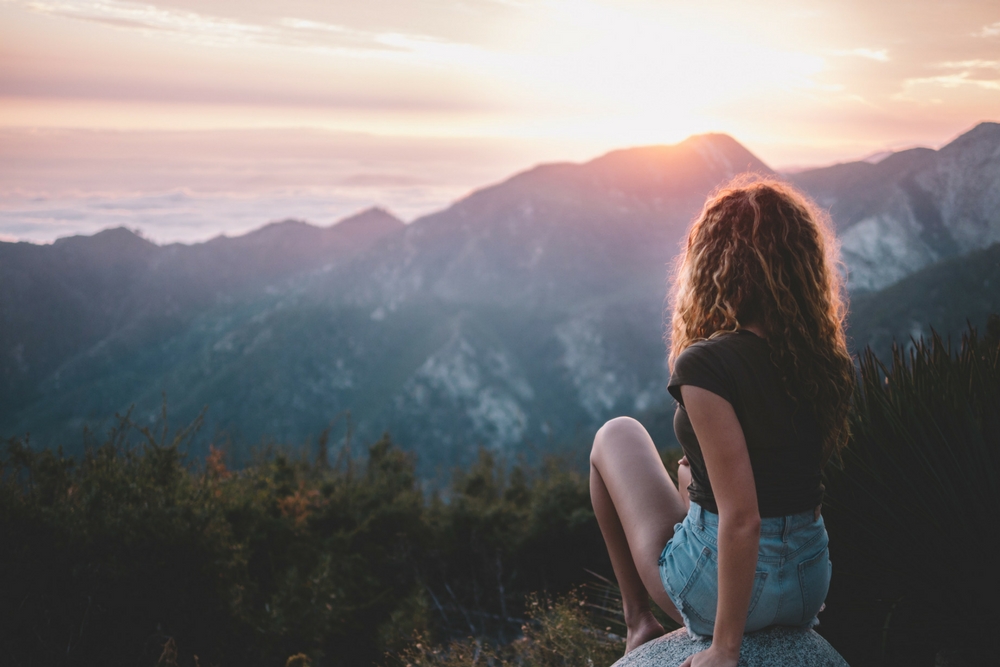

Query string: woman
[590,178,855,667]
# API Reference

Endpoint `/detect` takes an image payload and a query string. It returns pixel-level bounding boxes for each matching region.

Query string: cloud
[898,59,1000,93]
[18,0,445,55]
[901,73,1000,92]
[22,0,270,47]
[978,21,1000,37]
[936,60,1000,70]
[276,17,411,52]
[830,48,889,62]
[0,127,577,244]
[0,188,426,244]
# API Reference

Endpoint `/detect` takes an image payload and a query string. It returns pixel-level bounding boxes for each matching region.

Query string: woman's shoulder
[679,330,765,359]
[670,334,746,404]
[670,331,770,400]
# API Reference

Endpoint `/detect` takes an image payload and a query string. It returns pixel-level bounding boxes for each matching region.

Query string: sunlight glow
[1,0,997,171]
[514,1,826,144]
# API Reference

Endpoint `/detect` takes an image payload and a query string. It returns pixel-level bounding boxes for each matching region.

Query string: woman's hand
[679,645,740,667]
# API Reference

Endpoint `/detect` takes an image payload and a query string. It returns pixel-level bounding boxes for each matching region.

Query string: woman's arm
[679,385,761,667]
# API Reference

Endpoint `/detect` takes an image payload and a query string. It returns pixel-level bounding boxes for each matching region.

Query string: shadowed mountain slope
[848,242,1000,361]
[0,208,403,415]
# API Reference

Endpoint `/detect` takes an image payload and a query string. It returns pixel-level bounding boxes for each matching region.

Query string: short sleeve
[667,342,735,407]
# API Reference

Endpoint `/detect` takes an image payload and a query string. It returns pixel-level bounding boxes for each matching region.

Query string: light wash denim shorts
[658,502,831,639]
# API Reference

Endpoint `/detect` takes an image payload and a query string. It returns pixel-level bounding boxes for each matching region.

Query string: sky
[1,0,998,243]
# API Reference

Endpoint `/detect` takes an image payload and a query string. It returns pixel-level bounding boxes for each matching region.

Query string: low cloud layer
[0,128,592,243]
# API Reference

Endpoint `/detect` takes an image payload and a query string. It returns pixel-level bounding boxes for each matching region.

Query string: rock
[610,626,848,667]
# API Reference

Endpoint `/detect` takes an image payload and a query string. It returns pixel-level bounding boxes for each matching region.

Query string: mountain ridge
[0,206,404,415]
[3,126,998,474]
[789,121,1000,291]
[313,132,773,314]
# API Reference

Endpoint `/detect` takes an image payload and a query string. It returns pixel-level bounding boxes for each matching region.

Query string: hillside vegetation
[1,415,610,667]
[3,319,998,667]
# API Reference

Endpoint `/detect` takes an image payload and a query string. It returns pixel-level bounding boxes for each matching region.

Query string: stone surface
[610,626,849,667]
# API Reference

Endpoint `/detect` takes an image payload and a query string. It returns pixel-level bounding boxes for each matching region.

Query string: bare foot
[625,610,665,654]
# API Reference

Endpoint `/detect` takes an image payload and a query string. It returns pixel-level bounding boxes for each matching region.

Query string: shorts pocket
[798,546,832,624]
[745,570,770,626]
[677,546,716,625]
[677,546,768,628]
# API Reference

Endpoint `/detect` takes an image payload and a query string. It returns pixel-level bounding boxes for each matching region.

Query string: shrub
[821,318,1000,666]
[0,414,616,666]
[389,590,624,667]
[0,414,431,666]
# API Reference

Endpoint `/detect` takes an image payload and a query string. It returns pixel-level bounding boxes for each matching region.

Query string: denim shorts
[658,502,831,639]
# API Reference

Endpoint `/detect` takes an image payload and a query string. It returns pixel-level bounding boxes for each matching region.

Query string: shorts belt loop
[695,504,704,530]
[781,516,791,543]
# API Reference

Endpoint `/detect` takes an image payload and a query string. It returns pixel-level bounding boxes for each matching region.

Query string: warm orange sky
[1,0,998,242]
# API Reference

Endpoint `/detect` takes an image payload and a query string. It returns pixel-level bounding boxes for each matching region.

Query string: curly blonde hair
[668,176,855,459]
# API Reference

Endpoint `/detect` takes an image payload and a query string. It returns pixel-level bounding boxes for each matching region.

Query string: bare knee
[592,416,648,466]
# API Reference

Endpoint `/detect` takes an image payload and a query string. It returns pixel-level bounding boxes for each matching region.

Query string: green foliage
[821,317,1000,666]
[0,414,613,666]
[425,451,609,644]
[390,590,624,667]
[8,318,997,667]
[511,592,624,667]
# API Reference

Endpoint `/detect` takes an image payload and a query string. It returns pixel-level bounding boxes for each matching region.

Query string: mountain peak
[871,146,936,173]
[680,132,746,149]
[52,226,158,253]
[941,121,1000,155]
[230,218,320,247]
[558,133,773,201]
[967,120,999,135]
[331,206,404,231]
[590,132,755,162]
[586,133,772,179]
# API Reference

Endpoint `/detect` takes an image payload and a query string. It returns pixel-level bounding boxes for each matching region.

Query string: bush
[0,414,614,666]
[389,590,624,667]
[10,318,995,667]
[424,452,610,644]
[0,415,435,666]
[821,318,1000,666]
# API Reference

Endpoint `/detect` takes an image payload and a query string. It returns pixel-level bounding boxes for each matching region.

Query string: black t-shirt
[667,330,824,518]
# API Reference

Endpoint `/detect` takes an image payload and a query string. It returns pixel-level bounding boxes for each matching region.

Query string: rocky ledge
[610,626,848,667]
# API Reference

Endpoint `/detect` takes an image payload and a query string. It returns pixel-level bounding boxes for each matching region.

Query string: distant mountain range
[788,122,1000,291]
[2,124,998,473]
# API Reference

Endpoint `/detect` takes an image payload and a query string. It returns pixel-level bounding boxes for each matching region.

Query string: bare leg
[590,417,688,653]
[591,464,666,651]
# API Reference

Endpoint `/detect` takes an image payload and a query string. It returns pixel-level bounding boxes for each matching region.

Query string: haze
[1,0,998,243]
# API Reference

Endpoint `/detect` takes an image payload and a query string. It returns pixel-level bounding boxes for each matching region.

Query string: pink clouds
[1,1,997,242]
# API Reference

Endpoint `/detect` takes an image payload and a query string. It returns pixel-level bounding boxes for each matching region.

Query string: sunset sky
[1,0,998,242]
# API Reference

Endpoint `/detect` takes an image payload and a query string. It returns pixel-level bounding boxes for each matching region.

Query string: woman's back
[590,178,851,663]
[668,329,824,518]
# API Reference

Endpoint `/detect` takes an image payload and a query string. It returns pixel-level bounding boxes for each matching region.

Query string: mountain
[848,242,1000,360]
[2,126,998,475]
[0,208,403,417]
[321,134,773,309]
[789,122,1000,291]
[1,135,771,469]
